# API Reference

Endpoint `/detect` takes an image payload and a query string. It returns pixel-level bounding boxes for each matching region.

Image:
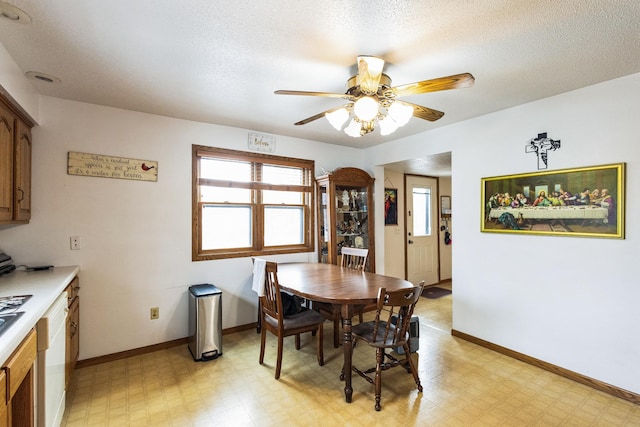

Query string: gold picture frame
[481,163,625,238]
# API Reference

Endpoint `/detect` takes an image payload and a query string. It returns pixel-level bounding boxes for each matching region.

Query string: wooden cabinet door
[0,370,7,427]
[66,296,80,387]
[13,120,31,222]
[5,330,36,427]
[0,103,14,221]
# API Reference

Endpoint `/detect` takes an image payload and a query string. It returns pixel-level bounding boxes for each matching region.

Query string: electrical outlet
[70,236,81,250]
[150,307,159,320]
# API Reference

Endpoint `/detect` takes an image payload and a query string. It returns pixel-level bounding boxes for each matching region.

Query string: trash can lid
[189,284,222,297]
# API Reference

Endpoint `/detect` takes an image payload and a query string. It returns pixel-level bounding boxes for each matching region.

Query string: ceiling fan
[275,56,475,137]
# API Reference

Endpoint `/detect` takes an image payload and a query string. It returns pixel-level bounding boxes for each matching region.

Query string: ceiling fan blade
[391,73,475,97]
[274,89,353,100]
[357,56,385,95]
[397,100,445,122]
[293,105,349,126]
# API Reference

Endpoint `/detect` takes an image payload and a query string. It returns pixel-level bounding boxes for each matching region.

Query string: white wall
[0,96,364,359]
[383,169,405,278]
[0,43,39,122]
[366,73,640,395]
[438,176,452,280]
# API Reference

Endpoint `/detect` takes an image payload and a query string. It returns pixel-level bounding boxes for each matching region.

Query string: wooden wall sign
[67,151,158,182]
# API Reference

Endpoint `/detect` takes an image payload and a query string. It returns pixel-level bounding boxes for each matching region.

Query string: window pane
[200,186,251,203]
[264,206,304,246]
[202,205,252,249]
[413,188,431,236]
[263,190,303,204]
[263,164,304,185]
[201,158,251,181]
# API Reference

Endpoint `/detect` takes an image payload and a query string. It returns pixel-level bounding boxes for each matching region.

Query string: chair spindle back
[261,261,283,322]
[340,247,369,271]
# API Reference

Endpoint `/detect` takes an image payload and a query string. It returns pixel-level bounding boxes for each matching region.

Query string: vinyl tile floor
[62,283,640,426]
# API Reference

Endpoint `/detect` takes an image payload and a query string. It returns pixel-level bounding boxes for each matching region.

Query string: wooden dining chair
[315,247,369,348]
[259,261,325,379]
[343,282,424,411]
[340,246,369,270]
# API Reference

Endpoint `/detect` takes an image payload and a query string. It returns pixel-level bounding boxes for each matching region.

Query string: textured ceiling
[1,1,639,164]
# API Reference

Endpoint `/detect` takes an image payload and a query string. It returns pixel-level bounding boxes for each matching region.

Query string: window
[192,145,314,260]
[412,187,432,236]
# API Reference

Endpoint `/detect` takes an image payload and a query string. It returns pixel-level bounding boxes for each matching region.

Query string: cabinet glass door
[335,185,369,261]
[318,184,329,263]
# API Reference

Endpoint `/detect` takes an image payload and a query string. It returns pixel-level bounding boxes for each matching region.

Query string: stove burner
[0,295,32,314]
[0,312,25,338]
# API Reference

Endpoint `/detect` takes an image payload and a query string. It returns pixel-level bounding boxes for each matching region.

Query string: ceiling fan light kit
[325,107,351,130]
[353,96,378,121]
[275,55,474,138]
[388,102,413,126]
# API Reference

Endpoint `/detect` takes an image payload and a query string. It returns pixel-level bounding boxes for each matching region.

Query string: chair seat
[265,308,325,330]
[352,321,406,348]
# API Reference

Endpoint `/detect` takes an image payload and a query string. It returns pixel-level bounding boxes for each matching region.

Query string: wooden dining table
[276,262,414,403]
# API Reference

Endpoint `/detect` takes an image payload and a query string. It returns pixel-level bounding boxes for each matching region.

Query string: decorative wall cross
[525,132,561,170]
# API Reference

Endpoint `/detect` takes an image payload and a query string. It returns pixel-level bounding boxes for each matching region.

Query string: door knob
[408,240,414,244]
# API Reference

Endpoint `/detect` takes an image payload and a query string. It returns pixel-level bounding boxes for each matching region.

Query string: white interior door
[406,175,439,285]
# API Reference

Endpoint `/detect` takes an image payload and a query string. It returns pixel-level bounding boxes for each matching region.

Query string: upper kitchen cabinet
[0,96,33,224]
[13,120,31,222]
[316,167,375,272]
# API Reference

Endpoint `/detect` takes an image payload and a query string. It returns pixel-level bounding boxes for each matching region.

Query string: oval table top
[276,262,414,305]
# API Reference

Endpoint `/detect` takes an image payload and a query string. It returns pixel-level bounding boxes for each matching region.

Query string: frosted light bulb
[344,119,362,137]
[325,108,349,130]
[353,96,379,122]
[388,102,413,126]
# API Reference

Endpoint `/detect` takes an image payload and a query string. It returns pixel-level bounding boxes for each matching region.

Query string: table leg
[341,304,353,403]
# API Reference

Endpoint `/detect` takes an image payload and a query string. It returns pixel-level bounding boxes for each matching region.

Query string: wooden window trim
[192,145,315,261]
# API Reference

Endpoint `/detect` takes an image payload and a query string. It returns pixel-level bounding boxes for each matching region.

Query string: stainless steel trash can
[188,284,222,361]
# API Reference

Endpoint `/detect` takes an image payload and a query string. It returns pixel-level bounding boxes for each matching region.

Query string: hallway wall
[366,72,640,395]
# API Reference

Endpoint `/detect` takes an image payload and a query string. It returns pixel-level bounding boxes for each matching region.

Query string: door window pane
[413,187,431,236]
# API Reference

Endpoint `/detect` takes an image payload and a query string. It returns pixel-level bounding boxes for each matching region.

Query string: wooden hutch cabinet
[316,167,375,271]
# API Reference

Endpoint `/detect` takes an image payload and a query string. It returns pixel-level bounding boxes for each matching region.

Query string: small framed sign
[248,132,276,152]
[441,195,451,217]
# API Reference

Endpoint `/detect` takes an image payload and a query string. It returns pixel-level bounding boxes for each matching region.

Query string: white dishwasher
[36,292,68,427]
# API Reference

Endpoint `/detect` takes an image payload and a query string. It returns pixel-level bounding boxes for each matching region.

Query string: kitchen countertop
[0,265,80,364]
